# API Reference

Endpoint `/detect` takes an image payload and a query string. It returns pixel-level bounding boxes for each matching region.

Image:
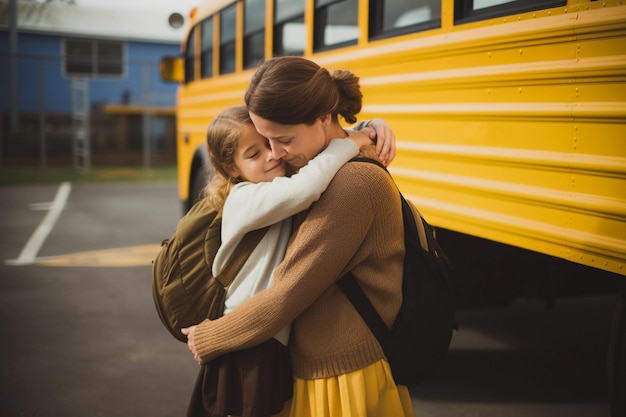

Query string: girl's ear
[225,164,241,182]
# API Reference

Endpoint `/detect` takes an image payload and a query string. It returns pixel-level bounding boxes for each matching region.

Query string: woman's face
[249,112,327,171]
[231,123,287,183]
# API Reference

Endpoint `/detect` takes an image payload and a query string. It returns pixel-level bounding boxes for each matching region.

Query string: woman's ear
[319,113,332,130]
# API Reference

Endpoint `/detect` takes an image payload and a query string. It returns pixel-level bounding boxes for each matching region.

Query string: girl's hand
[346,128,373,149]
[181,325,202,364]
[362,119,396,166]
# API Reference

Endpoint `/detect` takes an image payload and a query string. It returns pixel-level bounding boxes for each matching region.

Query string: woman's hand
[364,118,396,166]
[181,325,202,364]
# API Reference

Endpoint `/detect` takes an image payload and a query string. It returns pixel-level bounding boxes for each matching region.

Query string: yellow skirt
[288,359,415,417]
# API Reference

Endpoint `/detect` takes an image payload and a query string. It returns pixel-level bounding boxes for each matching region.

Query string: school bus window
[313,0,359,51]
[201,17,214,79]
[454,0,566,23]
[244,0,266,69]
[474,0,515,9]
[184,26,196,83]
[274,0,305,56]
[369,0,441,40]
[220,4,237,74]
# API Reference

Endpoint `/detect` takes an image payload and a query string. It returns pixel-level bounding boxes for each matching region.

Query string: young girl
[184,106,393,417]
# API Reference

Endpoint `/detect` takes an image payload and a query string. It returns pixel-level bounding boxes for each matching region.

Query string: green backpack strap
[215,226,270,288]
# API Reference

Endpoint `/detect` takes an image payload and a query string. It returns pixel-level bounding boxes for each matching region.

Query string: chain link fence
[1,52,178,171]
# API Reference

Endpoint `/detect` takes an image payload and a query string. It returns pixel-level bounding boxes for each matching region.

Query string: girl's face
[249,112,328,171]
[231,123,287,183]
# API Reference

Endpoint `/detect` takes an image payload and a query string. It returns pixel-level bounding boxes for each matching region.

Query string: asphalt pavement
[0,182,198,417]
[0,182,615,417]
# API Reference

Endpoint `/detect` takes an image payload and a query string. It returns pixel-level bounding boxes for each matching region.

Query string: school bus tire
[187,163,208,213]
[608,291,626,417]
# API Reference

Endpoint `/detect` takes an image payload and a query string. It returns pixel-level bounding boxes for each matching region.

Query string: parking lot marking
[5,182,72,266]
[35,244,161,267]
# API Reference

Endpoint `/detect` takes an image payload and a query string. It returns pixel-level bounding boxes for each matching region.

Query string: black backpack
[337,158,457,385]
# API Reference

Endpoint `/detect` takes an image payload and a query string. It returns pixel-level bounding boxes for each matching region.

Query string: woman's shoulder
[330,147,395,200]
[338,146,388,179]
[357,144,379,161]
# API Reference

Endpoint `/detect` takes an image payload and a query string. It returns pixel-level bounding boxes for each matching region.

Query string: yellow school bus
[161,0,626,413]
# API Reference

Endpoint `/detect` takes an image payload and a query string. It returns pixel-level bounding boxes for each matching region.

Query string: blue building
[0,0,195,167]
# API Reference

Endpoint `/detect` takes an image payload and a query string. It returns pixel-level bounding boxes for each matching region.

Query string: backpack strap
[337,157,432,345]
[337,272,390,343]
[406,199,429,252]
[215,226,270,288]
[336,157,400,345]
[351,157,429,251]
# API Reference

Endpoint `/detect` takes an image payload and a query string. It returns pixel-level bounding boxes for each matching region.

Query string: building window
[64,38,124,77]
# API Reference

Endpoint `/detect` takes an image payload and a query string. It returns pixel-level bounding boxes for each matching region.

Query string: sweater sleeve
[193,150,396,362]
[220,138,359,241]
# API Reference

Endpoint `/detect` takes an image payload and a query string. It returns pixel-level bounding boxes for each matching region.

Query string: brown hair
[203,105,251,211]
[245,56,362,125]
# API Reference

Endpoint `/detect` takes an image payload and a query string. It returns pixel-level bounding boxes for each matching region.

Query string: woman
[184,56,413,417]
[185,105,376,417]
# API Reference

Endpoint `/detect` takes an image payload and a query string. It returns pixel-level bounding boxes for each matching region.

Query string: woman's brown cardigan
[194,146,405,379]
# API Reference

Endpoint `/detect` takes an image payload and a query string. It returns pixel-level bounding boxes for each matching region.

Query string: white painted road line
[5,182,72,266]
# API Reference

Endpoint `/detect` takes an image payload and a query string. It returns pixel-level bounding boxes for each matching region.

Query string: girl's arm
[220,137,364,240]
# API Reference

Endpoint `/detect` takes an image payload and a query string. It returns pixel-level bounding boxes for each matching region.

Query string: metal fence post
[71,77,91,172]
[9,0,19,133]
[39,57,47,169]
[142,63,152,171]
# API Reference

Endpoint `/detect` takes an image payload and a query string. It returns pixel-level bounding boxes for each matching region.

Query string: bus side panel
[316,5,626,277]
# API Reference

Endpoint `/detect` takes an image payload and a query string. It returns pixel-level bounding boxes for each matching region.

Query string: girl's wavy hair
[202,106,251,211]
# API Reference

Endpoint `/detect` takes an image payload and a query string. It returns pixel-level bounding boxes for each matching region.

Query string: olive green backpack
[151,198,268,343]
